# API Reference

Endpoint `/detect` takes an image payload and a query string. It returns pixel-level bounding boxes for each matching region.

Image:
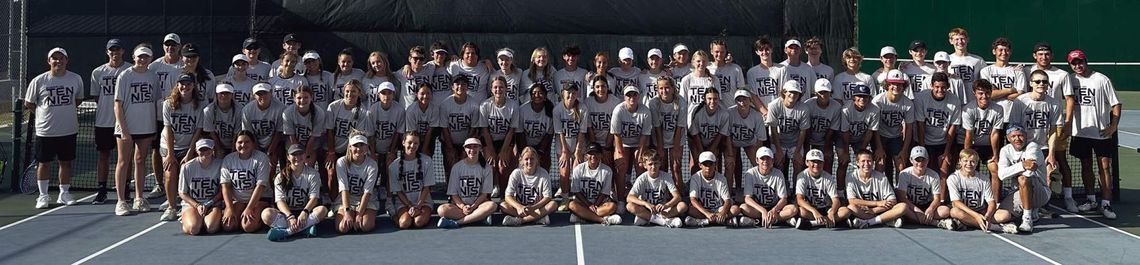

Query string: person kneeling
[264,144,329,241]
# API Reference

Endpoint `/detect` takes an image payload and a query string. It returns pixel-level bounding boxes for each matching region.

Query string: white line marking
[1048,204,1140,240]
[863,57,1140,65]
[574,224,584,265]
[1120,130,1140,137]
[0,194,97,232]
[72,221,168,265]
[991,233,1061,265]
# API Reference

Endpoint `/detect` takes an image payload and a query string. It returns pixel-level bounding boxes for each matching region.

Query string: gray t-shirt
[202,102,243,150]
[809,62,835,81]
[91,62,133,128]
[727,105,767,147]
[871,93,915,139]
[506,168,553,206]
[571,163,614,203]
[689,171,731,211]
[630,171,678,205]
[281,105,327,148]
[365,101,406,154]
[219,151,271,202]
[332,68,365,101]
[746,64,790,107]
[489,69,525,103]
[404,103,443,137]
[336,157,379,201]
[113,68,160,135]
[947,170,994,212]
[1010,94,1063,147]
[781,62,816,93]
[178,158,223,202]
[832,73,879,102]
[274,167,322,210]
[268,74,307,106]
[222,76,256,106]
[958,102,1004,146]
[584,95,621,145]
[913,90,962,145]
[840,102,880,145]
[804,97,842,146]
[447,161,494,204]
[25,71,82,137]
[900,62,936,97]
[388,154,437,207]
[766,99,810,147]
[269,58,305,79]
[426,61,454,106]
[554,102,589,151]
[678,74,720,114]
[609,103,652,148]
[521,68,556,103]
[439,96,481,145]
[518,101,554,147]
[636,70,667,105]
[161,99,202,152]
[608,67,642,93]
[399,65,435,108]
[362,75,402,107]
[980,64,1026,118]
[948,53,986,92]
[743,167,787,207]
[896,166,941,207]
[648,98,688,148]
[795,170,837,209]
[845,171,896,201]
[245,61,273,83]
[302,71,335,110]
[553,67,587,100]
[240,100,286,148]
[708,63,746,107]
[325,99,370,153]
[478,99,520,142]
[148,59,184,98]
[689,105,731,147]
[448,62,490,103]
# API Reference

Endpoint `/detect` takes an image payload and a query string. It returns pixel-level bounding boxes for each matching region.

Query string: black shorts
[1069,136,1114,159]
[35,134,77,162]
[152,123,164,150]
[118,133,156,141]
[975,146,994,164]
[925,144,948,160]
[95,126,116,151]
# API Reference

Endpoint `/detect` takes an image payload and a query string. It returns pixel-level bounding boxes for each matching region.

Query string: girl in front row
[501,147,558,226]
[389,134,435,229]
[178,139,223,235]
[437,138,499,228]
[264,144,329,241]
[334,133,380,234]
[220,131,272,233]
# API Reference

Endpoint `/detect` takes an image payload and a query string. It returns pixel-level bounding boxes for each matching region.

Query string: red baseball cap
[1067,50,1086,64]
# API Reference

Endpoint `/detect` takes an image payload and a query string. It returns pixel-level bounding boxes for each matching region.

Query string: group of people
[23,27,1121,241]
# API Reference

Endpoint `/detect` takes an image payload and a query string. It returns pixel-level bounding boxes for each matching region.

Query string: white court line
[574,224,584,265]
[1048,204,1140,240]
[1120,130,1140,137]
[72,221,168,265]
[0,194,97,232]
[990,233,1061,265]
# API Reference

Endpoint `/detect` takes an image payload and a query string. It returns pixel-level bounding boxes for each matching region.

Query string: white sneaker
[502,216,522,226]
[1064,197,1079,213]
[115,201,132,216]
[737,217,758,227]
[35,194,50,209]
[57,192,76,205]
[160,207,178,221]
[1101,205,1118,220]
[133,198,150,212]
[146,185,165,199]
[1001,223,1019,234]
[936,219,956,230]
[725,217,738,227]
[569,214,580,224]
[665,217,683,228]
[158,201,170,211]
[1077,201,1098,212]
[1018,219,1034,232]
[491,187,502,198]
[789,217,803,229]
[850,218,869,229]
[537,215,550,225]
[684,217,707,227]
[633,216,648,226]
[890,218,903,228]
[603,215,622,225]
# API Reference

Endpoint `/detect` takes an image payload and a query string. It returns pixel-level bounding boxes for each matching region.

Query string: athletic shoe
[57,191,76,205]
[633,216,648,226]
[266,227,289,241]
[936,219,956,230]
[146,186,164,199]
[483,216,493,226]
[437,218,459,229]
[568,214,580,224]
[1001,223,1019,234]
[890,218,903,228]
[725,217,738,227]
[35,194,50,209]
[684,217,707,227]
[115,201,132,216]
[850,218,869,229]
[1101,205,1118,220]
[490,187,502,198]
[306,225,318,237]
[158,201,169,211]
[951,219,964,231]
[1018,219,1033,233]
[790,217,803,230]
[160,207,178,221]
[558,199,570,212]
[537,215,550,225]
[92,191,107,205]
[1077,200,1098,212]
[502,216,521,226]
[737,217,758,227]
[133,198,150,212]
[602,215,622,225]
[665,217,683,228]
[1064,197,1079,213]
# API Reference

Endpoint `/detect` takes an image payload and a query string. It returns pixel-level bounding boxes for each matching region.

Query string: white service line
[1120,130,1140,137]
[574,224,584,265]
[1048,204,1140,240]
[990,233,1061,265]
[72,221,168,265]
[0,193,97,232]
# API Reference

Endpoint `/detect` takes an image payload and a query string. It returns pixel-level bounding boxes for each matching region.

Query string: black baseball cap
[1033,42,1052,52]
[181,43,200,57]
[105,39,122,50]
[177,73,195,83]
[283,33,299,44]
[909,40,927,51]
[243,38,260,50]
[451,75,470,85]
[586,143,603,154]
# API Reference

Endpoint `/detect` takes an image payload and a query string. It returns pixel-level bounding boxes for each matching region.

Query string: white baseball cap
[622,85,640,96]
[647,48,663,59]
[496,49,514,59]
[880,46,897,57]
[163,33,181,44]
[784,39,801,48]
[734,89,751,100]
[814,78,832,93]
[782,80,802,93]
[934,51,950,63]
[378,82,396,93]
[215,83,234,93]
[134,47,153,58]
[195,139,215,151]
[805,149,825,161]
[231,54,249,64]
[673,44,689,54]
[910,146,928,160]
[463,137,482,147]
[47,47,68,58]
[756,147,774,159]
[698,151,716,163]
[348,135,368,146]
[619,47,635,60]
[885,69,908,84]
[252,83,272,94]
[302,51,320,61]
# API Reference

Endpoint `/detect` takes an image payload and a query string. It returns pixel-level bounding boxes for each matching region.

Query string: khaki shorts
[1000,180,1051,217]
[333,197,380,212]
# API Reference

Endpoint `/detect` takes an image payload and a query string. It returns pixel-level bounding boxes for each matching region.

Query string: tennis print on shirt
[777,114,802,135]
[754,77,780,99]
[661,112,679,132]
[576,178,605,201]
[589,112,612,137]
[332,116,357,138]
[972,119,995,136]
[751,184,778,206]
[251,118,277,139]
[346,172,366,196]
[231,170,257,191]
[514,182,540,205]
[560,117,581,137]
[284,185,311,209]
[788,74,808,89]
[129,82,156,104]
[488,115,511,135]
[1022,110,1050,130]
[618,120,643,139]
[697,119,722,140]
[458,175,485,198]
[804,186,830,209]
[44,85,76,106]
[189,177,219,201]
[840,82,867,101]
[952,65,975,83]
[523,119,549,140]
[646,187,669,205]
[809,113,832,136]
[925,107,950,127]
[905,183,932,205]
[686,86,713,106]
[1077,86,1097,106]
[397,171,424,195]
[730,122,757,143]
[100,76,117,96]
[961,189,984,210]
[374,119,398,141]
[169,113,198,135]
[880,109,905,128]
[310,82,331,106]
[448,113,473,133]
[698,186,723,210]
[853,185,882,201]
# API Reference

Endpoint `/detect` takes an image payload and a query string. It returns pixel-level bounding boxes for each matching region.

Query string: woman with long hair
[178,139,223,235]
[489,48,524,103]
[479,76,518,197]
[113,44,160,216]
[220,131,273,233]
[363,51,401,106]
[332,48,366,101]
[584,76,620,173]
[646,77,687,186]
[263,144,329,241]
[300,51,334,110]
[554,83,588,207]
[159,74,203,221]
[522,47,556,102]
[501,147,558,226]
[281,85,329,198]
[436,138,499,228]
[203,83,243,158]
[389,134,436,229]
[180,43,216,105]
[334,133,380,234]
[326,79,371,198]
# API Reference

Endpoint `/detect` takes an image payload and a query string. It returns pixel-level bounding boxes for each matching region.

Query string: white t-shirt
[871,93,915,139]
[947,170,993,212]
[795,170,837,209]
[400,64,436,108]
[447,160,494,204]
[980,64,1026,119]
[948,53,986,90]
[1009,94,1063,147]
[900,62,935,96]
[426,61,454,106]
[637,70,668,105]
[689,105,731,147]
[584,95,621,146]
[553,67,587,99]
[221,76,255,106]
[25,71,82,137]
[609,103,652,147]
[274,167,322,210]
[912,90,961,145]
[781,62,816,93]
[480,99,520,142]
[924,74,970,106]
[743,167,787,207]
[506,168,553,206]
[845,171,896,201]
[688,171,731,211]
[678,74,720,114]
[803,97,842,146]
[240,101,286,148]
[178,158,222,202]
[727,105,767,147]
[648,98,687,148]
[244,61,273,83]
[896,166,941,207]
[554,102,589,151]
[161,100,202,152]
[404,102,443,137]
[840,102,880,145]
[571,163,614,203]
[608,67,642,93]
[281,105,327,148]
[268,74,307,106]
[326,99,370,153]
[448,61,490,103]
[362,74,399,107]
[302,71,335,110]
[833,72,878,102]
[202,102,243,150]
[521,68,556,103]
[1025,65,1072,106]
[708,63,746,107]
[366,101,406,154]
[808,62,835,81]
[336,157,379,202]
[331,68,365,101]
[518,101,554,147]
[957,102,1004,146]
[766,99,810,147]
[388,154,436,208]
[439,95,481,145]
[113,68,160,135]
[1069,72,1120,140]
[630,171,677,204]
[219,151,272,202]
[91,62,132,128]
[490,69,525,103]
[996,142,1047,184]
[148,59,184,98]
[746,64,790,106]
[269,58,305,79]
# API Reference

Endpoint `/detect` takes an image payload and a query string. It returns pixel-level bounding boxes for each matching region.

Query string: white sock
[1086,195,1097,202]
[1101,200,1111,207]
[810,220,823,227]
[1063,188,1073,198]
[38,180,50,196]
[1022,212,1032,222]
[59,184,70,193]
[868,217,882,226]
[649,214,666,225]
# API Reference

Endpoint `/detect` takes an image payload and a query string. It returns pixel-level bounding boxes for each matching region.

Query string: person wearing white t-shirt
[996,125,1050,232]
[501,147,558,226]
[900,41,935,97]
[913,72,961,179]
[766,80,810,178]
[113,45,161,215]
[668,43,692,82]
[568,144,622,225]
[437,138,498,228]
[610,47,642,95]
[300,51,334,110]
[947,149,1018,234]
[686,152,739,227]
[331,49,366,101]
[897,146,954,230]
[688,87,729,175]
[585,76,621,171]
[838,83,881,192]
[647,78,687,186]
[263,144,328,241]
[781,39,815,94]
[846,150,907,229]
[833,48,879,104]
[586,52,621,102]
[220,131,273,233]
[178,139,224,235]
[490,48,525,103]
[627,150,686,227]
[709,40,746,108]
[240,38,272,83]
[159,74,204,221]
[738,147,799,228]
[979,38,1025,122]
[795,149,850,228]
[804,79,842,177]
[804,38,834,82]
[637,48,670,105]
[333,135,381,233]
[25,47,83,209]
[554,45,588,100]
[150,33,184,100]
[871,46,899,88]
[389,134,436,230]
[398,46,434,108]
[90,39,132,204]
[1065,50,1121,219]
[611,86,652,199]
[928,51,969,105]
[1024,43,1077,210]
[873,70,916,182]
[522,47,557,103]
[448,42,491,103]
[269,33,304,79]
[224,54,256,106]
[725,90,767,193]
[745,37,787,115]
[947,28,987,91]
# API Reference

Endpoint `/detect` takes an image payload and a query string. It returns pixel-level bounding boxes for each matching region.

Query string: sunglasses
[411,56,425,61]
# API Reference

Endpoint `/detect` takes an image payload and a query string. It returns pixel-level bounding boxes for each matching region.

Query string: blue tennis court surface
[0,193,1137,264]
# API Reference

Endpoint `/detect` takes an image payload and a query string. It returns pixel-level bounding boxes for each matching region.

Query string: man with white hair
[996,125,1049,232]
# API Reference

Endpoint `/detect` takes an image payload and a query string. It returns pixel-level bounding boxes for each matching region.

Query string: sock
[1101,200,1111,207]
[810,220,823,227]
[868,216,882,226]
[1086,195,1097,203]
[59,184,70,193]
[1062,188,1072,198]
[38,180,50,195]
[1022,212,1032,222]
[649,214,666,225]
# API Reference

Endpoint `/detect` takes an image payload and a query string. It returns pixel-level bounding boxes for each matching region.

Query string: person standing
[1065,50,1121,219]
[89,39,132,204]
[25,47,83,209]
